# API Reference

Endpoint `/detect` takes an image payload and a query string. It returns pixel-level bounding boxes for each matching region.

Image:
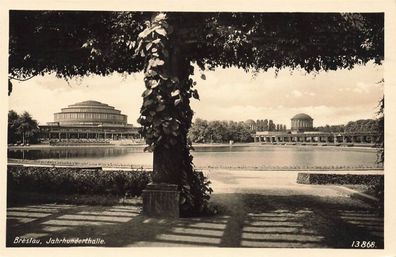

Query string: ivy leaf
[192,89,200,100]
[142,89,153,97]
[155,28,167,37]
[161,22,169,29]
[171,89,180,97]
[138,28,151,39]
[145,42,153,51]
[151,58,165,67]
[153,118,162,126]
[133,40,143,57]
[162,49,169,58]
[137,116,144,124]
[81,42,90,48]
[153,13,167,22]
[148,79,160,88]
[144,145,154,152]
[163,126,172,135]
[152,38,161,44]
[139,108,148,115]
[159,73,169,80]
[174,98,182,106]
[171,77,179,84]
[156,104,166,112]
[196,60,206,71]
[171,122,179,131]
[145,69,157,77]
[143,99,154,107]
[126,40,135,50]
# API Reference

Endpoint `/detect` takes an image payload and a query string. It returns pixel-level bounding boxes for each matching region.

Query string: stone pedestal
[142,183,180,218]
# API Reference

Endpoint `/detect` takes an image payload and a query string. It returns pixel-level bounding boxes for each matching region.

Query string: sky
[8,62,383,128]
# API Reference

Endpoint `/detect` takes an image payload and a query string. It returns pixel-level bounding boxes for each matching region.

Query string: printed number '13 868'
[351,241,376,248]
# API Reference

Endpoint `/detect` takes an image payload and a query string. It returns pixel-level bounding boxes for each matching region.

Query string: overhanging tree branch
[8,75,36,82]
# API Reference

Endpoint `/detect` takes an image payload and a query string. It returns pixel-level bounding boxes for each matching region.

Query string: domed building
[291,113,313,132]
[39,100,140,143]
[52,100,128,127]
[245,119,256,131]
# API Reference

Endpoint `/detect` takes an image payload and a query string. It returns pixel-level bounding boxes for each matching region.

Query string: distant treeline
[315,119,380,133]
[188,118,381,144]
[188,118,254,143]
[253,119,287,132]
[8,110,39,144]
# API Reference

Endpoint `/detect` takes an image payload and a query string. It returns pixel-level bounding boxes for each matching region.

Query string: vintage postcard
[1,1,395,257]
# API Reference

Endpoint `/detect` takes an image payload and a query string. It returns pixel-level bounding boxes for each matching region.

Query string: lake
[7,144,382,170]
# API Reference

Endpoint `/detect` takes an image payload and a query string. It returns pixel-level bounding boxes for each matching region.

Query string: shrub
[296,173,383,185]
[296,172,384,210]
[7,165,151,197]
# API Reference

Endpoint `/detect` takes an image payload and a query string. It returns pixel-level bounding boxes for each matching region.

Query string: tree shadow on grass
[6,193,383,248]
[212,193,383,248]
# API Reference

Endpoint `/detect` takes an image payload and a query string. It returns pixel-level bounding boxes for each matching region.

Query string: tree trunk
[138,13,210,215]
[152,143,189,184]
[152,40,192,186]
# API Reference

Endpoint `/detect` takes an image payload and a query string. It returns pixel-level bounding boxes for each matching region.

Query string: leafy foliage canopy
[9,11,383,80]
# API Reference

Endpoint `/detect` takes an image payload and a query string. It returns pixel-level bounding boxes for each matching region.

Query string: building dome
[291,113,313,120]
[245,119,256,131]
[52,100,129,127]
[291,113,313,131]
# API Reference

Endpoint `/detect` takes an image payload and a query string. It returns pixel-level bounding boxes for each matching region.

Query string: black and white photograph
[1,1,395,256]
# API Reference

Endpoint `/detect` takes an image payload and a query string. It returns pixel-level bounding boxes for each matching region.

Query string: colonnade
[254,133,378,144]
[41,131,140,141]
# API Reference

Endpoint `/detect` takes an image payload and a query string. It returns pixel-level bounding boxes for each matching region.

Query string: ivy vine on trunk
[135,13,212,216]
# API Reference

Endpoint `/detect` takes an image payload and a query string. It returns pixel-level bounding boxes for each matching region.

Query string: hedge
[296,172,384,206]
[296,173,383,185]
[7,165,151,197]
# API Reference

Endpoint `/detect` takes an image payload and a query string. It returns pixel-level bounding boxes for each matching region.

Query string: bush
[7,165,151,197]
[296,173,383,185]
[296,172,384,211]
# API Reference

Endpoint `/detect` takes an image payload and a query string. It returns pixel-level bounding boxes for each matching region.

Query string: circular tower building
[291,113,313,132]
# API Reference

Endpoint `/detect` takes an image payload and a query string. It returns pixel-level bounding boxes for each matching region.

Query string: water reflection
[8,145,381,169]
[8,147,142,160]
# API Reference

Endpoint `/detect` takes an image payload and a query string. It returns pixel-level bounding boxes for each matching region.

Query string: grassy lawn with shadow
[7,192,383,248]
